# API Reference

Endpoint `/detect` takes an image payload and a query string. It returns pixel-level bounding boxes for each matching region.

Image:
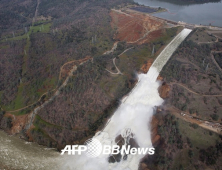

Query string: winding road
[7,41,130,130]
[25,58,90,130]
[105,47,134,75]
[106,58,123,75]
[7,57,91,113]
[103,42,118,55]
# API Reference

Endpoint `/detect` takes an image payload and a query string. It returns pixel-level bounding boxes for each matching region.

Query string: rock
[158,82,170,99]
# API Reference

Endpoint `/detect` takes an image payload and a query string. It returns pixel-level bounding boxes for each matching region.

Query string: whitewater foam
[60,28,192,170]
[60,67,163,170]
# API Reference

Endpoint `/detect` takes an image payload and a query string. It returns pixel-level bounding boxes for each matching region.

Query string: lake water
[134,0,222,27]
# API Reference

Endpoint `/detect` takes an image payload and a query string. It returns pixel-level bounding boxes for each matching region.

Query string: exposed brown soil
[158,82,170,99]
[110,9,165,44]
[4,113,30,134]
[140,59,164,82]
[139,29,165,45]
[140,59,154,73]
[151,115,160,147]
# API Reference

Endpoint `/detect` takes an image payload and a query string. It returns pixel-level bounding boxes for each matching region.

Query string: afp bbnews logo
[61,138,155,158]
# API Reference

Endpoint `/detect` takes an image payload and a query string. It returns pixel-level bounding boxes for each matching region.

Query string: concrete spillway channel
[123,28,192,103]
[151,28,192,73]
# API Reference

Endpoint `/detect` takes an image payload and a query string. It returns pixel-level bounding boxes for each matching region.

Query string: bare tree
[152,45,155,56]
[205,63,209,71]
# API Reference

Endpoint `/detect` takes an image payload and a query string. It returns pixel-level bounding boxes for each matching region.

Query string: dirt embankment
[110,9,165,44]
[140,59,154,73]
[2,113,30,134]
[158,82,170,99]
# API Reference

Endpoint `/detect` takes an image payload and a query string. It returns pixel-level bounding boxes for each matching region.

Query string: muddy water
[0,130,61,170]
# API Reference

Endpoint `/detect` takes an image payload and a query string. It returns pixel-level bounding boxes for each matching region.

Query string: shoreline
[124,4,222,30]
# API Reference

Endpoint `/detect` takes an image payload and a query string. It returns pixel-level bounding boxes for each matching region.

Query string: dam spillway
[0,28,192,170]
[62,28,192,170]
[123,28,192,104]
[152,28,192,73]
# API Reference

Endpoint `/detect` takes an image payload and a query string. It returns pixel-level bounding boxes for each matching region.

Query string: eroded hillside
[111,9,165,44]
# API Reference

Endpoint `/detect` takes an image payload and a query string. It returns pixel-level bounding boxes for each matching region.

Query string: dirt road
[105,47,133,75]
[25,58,90,130]
[106,58,123,75]
[33,0,40,24]
[167,106,222,134]
[7,57,91,113]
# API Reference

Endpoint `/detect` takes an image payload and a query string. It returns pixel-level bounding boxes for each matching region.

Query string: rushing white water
[152,28,192,73]
[60,28,192,170]
[0,28,191,170]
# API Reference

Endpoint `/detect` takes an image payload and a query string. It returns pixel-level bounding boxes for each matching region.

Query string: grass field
[178,118,219,148]
[3,74,57,113]
[1,23,52,42]
[172,117,220,169]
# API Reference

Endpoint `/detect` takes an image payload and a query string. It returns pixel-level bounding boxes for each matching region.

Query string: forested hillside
[0,0,182,149]
[0,0,136,147]
[141,28,222,170]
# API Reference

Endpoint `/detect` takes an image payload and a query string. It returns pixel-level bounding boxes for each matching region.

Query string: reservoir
[134,0,222,27]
